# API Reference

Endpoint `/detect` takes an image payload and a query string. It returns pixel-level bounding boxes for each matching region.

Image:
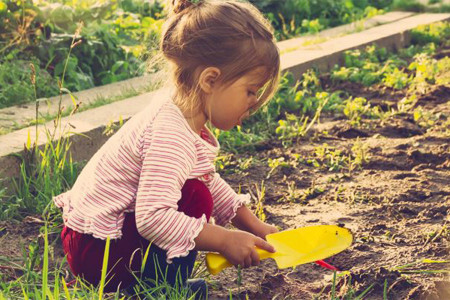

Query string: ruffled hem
[165,214,208,264]
[53,193,67,209]
[64,216,124,240]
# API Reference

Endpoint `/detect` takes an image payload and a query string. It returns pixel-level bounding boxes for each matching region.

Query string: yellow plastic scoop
[206,225,352,275]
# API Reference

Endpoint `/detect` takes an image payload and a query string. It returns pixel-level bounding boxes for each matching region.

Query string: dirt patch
[417,85,450,108]
[207,83,450,298]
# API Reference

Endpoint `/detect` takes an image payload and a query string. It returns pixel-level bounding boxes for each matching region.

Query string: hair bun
[172,0,195,14]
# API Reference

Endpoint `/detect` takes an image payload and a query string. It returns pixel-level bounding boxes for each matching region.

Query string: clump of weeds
[266,157,291,179]
[249,181,267,222]
[280,180,324,204]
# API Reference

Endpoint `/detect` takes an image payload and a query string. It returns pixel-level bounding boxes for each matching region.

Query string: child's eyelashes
[247,90,256,97]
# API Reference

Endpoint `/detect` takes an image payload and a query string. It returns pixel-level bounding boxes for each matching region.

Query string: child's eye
[248,91,256,96]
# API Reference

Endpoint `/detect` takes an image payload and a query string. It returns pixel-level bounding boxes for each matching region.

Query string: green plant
[0,57,59,108]
[347,138,370,175]
[436,56,450,85]
[408,53,439,94]
[214,125,268,153]
[236,156,254,175]
[396,95,418,114]
[382,67,412,89]
[413,106,439,128]
[333,185,347,202]
[280,181,302,203]
[0,221,199,299]
[391,0,426,12]
[279,180,324,204]
[314,143,348,172]
[275,92,338,146]
[267,157,290,179]
[350,138,370,166]
[103,115,124,136]
[252,0,388,40]
[392,258,450,275]
[0,0,48,54]
[214,153,234,173]
[251,181,266,222]
[275,113,310,145]
[0,0,165,109]
[301,181,325,203]
[0,27,84,219]
[326,271,375,299]
[343,96,373,126]
[411,21,450,45]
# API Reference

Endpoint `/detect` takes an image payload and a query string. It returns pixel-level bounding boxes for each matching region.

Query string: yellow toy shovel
[206,225,352,275]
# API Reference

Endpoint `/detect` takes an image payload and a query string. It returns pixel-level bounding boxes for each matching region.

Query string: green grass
[0,222,201,299]
[392,0,450,12]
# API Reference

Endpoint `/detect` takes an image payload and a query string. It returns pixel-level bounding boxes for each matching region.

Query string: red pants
[61,179,213,292]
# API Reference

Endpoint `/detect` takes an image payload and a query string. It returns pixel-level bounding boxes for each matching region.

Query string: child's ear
[199,67,221,94]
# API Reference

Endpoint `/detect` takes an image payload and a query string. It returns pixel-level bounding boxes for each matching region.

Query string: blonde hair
[160,0,280,118]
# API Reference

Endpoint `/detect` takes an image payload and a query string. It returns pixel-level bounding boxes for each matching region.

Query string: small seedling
[313,144,348,172]
[267,157,290,179]
[250,181,266,222]
[237,156,253,173]
[214,153,236,175]
[343,96,373,127]
[102,115,124,136]
[301,181,325,203]
[279,181,302,203]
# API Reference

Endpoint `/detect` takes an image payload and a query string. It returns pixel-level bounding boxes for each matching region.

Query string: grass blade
[355,283,374,300]
[61,277,71,300]
[331,271,337,299]
[98,236,111,300]
[383,279,388,300]
[42,225,49,300]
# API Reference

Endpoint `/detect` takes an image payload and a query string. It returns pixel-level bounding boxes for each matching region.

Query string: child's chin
[216,123,235,131]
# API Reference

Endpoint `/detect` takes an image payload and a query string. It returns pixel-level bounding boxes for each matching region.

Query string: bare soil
[207,81,449,299]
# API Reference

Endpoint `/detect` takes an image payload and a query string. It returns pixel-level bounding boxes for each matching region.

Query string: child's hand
[253,222,279,240]
[221,229,275,268]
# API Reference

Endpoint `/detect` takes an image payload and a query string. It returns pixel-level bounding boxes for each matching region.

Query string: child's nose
[249,99,258,110]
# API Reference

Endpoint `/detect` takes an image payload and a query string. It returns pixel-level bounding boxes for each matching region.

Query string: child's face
[206,67,266,131]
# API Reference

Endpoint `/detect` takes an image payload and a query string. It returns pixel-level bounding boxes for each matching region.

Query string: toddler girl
[55,0,281,297]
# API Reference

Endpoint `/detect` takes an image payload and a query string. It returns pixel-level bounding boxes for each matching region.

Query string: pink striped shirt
[54,93,249,262]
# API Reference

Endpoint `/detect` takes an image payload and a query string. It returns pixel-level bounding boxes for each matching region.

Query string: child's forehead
[239,67,269,85]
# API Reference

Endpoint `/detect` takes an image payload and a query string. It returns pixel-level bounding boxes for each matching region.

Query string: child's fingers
[244,256,252,268]
[250,249,260,266]
[254,237,276,253]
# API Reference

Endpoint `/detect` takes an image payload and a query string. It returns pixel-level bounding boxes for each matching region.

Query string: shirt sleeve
[207,173,251,226]
[135,124,206,263]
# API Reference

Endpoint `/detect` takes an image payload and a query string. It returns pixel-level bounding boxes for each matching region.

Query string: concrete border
[277,11,415,53]
[0,13,449,179]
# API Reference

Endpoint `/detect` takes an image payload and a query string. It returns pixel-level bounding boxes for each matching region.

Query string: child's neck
[182,110,207,135]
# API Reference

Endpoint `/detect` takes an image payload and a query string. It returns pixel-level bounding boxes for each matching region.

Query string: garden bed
[209,87,449,299]
[206,31,450,299]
